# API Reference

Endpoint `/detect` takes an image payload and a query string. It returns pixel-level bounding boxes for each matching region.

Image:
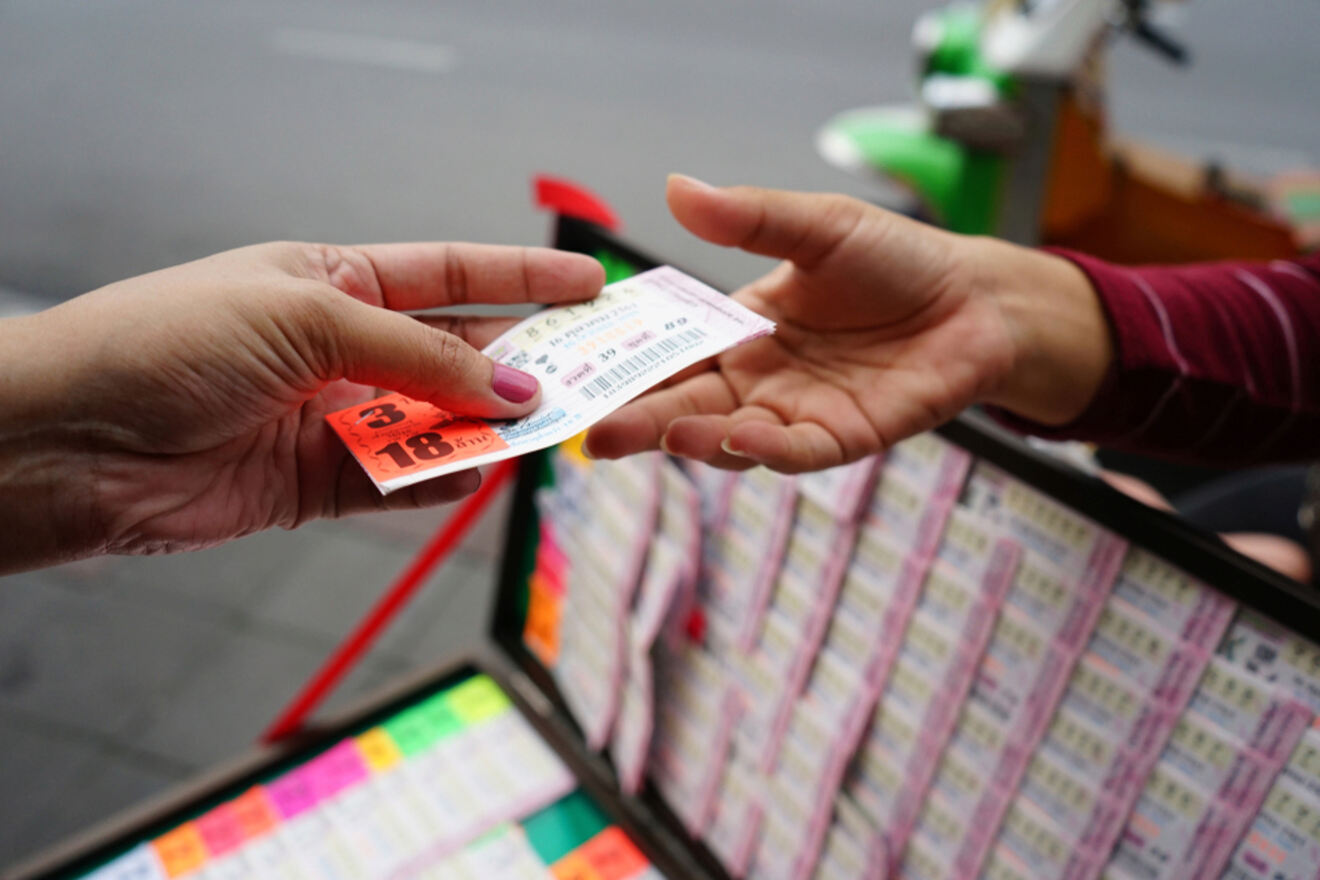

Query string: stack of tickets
[529,431,1320,880]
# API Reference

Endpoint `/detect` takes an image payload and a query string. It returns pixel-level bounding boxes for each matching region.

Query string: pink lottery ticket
[719,468,798,650]
[1216,773,1320,880]
[882,431,969,492]
[796,456,883,524]
[611,637,655,795]
[684,459,739,531]
[1220,610,1320,714]
[1188,656,1316,762]
[702,749,764,878]
[1111,546,1238,651]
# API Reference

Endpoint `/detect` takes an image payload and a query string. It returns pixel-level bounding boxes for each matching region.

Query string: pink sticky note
[308,741,369,800]
[195,803,245,857]
[266,767,319,819]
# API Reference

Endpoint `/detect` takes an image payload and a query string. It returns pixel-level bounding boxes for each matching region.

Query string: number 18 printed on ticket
[328,266,776,494]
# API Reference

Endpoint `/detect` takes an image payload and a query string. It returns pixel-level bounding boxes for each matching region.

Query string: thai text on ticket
[328,266,776,494]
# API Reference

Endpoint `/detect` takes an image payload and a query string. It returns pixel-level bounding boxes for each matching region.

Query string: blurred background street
[1,0,1318,868]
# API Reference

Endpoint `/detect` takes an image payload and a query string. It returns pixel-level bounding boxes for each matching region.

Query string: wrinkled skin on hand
[0,241,601,571]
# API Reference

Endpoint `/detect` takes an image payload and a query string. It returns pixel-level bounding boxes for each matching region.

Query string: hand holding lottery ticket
[0,239,603,574]
[328,267,776,493]
[585,175,1108,474]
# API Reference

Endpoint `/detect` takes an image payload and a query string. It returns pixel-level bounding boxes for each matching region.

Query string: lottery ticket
[936,505,1006,580]
[1187,656,1313,761]
[1159,708,1256,798]
[899,829,959,880]
[1111,547,1236,650]
[612,638,655,795]
[328,266,775,493]
[1037,703,1135,795]
[1220,610,1320,713]
[1106,763,1218,880]
[1282,721,1320,804]
[703,748,764,878]
[1220,775,1320,880]
[931,707,1002,811]
[1015,749,1115,844]
[796,456,882,523]
[811,818,883,880]
[1003,549,1093,643]
[972,603,1066,736]
[1085,597,1203,703]
[993,797,1079,880]
[686,459,739,530]
[883,431,972,494]
[907,785,975,865]
[867,463,965,557]
[1171,718,1318,879]
[651,643,735,834]
[964,463,1126,576]
[1059,653,1167,757]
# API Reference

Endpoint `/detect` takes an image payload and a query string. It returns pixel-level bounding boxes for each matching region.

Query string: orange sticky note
[524,573,563,665]
[551,851,605,880]
[153,823,209,878]
[326,394,508,491]
[579,827,651,880]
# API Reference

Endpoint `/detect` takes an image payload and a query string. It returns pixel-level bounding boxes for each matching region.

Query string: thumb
[311,293,541,419]
[666,173,866,268]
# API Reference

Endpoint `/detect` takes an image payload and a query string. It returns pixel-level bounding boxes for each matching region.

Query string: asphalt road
[2,0,1318,303]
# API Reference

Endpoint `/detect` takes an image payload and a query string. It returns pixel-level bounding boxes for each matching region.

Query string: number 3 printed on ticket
[328,266,776,494]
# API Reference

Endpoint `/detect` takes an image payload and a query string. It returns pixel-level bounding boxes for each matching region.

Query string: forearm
[987,249,1320,464]
[0,313,101,573]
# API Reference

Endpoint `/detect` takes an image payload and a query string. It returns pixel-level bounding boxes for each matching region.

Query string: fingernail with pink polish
[492,364,538,403]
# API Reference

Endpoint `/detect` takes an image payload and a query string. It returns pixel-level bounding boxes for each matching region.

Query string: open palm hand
[586,177,1025,472]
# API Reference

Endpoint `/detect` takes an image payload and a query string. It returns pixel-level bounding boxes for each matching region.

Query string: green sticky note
[382,706,436,756]
[522,790,610,865]
[415,692,465,741]
[446,675,511,724]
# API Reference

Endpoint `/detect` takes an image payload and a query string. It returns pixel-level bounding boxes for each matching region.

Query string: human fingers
[301,243,604,311]
[584,371,738,459]
[722,419,848,474]
[303,291,543,419]
[659,414,762,471]
[330,460,485,518]
[1220,533,1312,582]
[666,174,868,269]
[1099,471,1174,511]
[412,314,521,351]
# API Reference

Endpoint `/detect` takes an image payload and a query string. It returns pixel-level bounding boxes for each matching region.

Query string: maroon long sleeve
[991,250,1320,464]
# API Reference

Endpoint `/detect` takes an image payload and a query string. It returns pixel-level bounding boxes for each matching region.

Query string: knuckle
[443,245,470,306]
[429,328,475,379]
[280,283,345,377]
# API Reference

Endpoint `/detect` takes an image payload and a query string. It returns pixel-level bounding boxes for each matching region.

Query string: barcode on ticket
[581,328,704,401]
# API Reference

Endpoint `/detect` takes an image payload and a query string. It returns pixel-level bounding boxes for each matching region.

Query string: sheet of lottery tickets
[328,266,776,493]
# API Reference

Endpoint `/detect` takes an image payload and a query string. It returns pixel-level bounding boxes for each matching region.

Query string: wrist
[974,240,1114,425]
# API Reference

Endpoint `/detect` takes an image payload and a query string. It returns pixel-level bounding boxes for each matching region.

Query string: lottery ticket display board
[12,668,680,880]
[492,218,1320,880]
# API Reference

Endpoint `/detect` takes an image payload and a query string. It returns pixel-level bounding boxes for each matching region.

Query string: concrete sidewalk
[0,490,513,869]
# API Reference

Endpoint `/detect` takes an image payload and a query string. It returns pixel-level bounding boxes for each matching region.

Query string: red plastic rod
[262,459,519,743]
